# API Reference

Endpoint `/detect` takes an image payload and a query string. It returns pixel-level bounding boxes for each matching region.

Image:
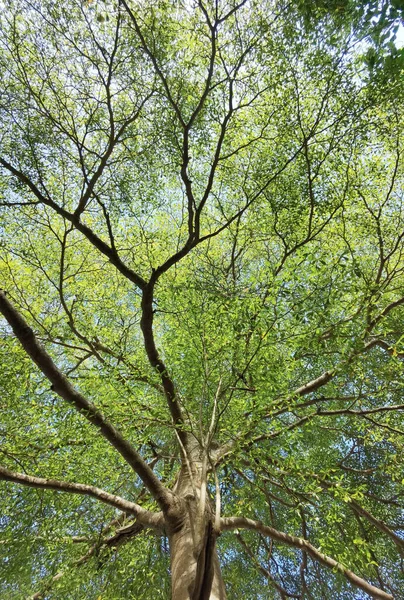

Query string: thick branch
[369,296,404,330]
[140,283,188,448]
[292,329,404,400]
[293,370,335,397]
[215,329,404,464]
[365,338,404,358]
[220,517,393,600]
[0,465,163,530]
[0,291,174,514]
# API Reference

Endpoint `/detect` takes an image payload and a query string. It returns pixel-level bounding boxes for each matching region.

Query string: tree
[0,0,403,598]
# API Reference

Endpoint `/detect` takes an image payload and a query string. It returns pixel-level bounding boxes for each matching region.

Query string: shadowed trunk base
[169,514,227,600]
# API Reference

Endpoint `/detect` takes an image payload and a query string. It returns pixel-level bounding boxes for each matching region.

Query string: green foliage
[0,0,403,598]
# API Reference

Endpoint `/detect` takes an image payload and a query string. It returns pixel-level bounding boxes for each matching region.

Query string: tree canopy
[0,1,404,598]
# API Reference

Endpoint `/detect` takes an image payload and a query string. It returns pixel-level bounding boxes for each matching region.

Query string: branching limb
[235,532,299,598]
[140,283,188,450]
[316,479,404,554]
[120,0,185,126]
[215,325,404,462]
[0,464,163,530]
[0,290,175,514]
[0,158,147,289]
[292,324,404,400]
[73,94,152,219]
[243,453,404,557]
[220,517,393,600]
[29,520,148,600]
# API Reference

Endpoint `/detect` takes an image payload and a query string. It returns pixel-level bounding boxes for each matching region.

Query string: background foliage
[0,0,404,598]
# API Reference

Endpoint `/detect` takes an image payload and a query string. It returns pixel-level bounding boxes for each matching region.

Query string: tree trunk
[168,456,227,600]
[169,509,227,600]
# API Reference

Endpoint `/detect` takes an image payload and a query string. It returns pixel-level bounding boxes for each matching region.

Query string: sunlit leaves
[0,0,404,598]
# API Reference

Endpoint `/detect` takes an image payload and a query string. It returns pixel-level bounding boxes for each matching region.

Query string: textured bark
[169,512,226,600]
[168,452,227,600]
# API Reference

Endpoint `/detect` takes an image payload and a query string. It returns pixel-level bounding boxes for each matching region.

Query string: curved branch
[215,327,404,464]
[365,338,404,358]
[316,479,404,555]
[140,283,188,449]
[220,516,393,600]
[369,296,404,330]
[120,0,185,126]
[30,519,147,600]
[236,532,299,598]
[0,290,174,514]
[292,330,404,400]
[0,464,163,530]
[293,370,335,397]
[73,95,152,218]
[0,157,146,290]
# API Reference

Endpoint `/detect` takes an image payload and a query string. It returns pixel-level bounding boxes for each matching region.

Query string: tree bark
[168,455,227,600]
[169,510,227,600]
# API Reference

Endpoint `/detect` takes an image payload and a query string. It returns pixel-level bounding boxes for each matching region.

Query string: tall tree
[0,1,403,598]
